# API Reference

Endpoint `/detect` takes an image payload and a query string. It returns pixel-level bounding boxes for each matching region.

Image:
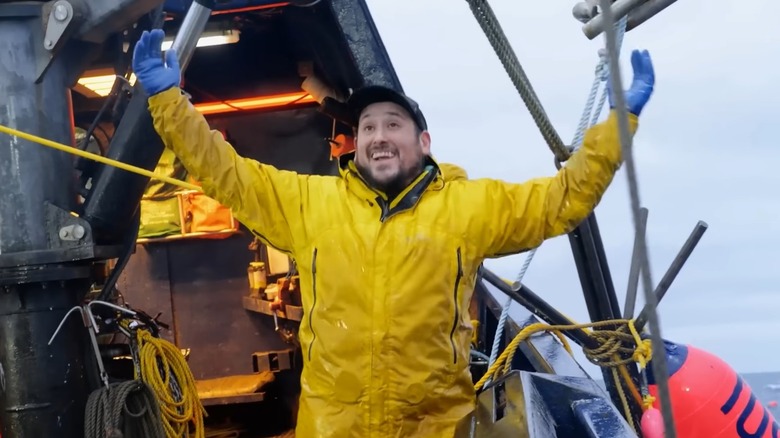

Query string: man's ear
[420,131,431,155]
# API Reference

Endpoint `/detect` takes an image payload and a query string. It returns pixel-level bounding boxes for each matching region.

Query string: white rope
[485,15,628,380]
[485,247,536,377]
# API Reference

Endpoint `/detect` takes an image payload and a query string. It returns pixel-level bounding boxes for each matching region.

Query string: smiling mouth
[371,151,396,161]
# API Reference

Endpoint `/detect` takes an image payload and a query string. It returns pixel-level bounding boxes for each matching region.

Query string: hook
[48,303,114,389]
[48,305,86,346]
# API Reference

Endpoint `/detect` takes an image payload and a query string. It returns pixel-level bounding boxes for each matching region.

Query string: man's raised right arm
[134,29,305,253]
[147,87,306,253]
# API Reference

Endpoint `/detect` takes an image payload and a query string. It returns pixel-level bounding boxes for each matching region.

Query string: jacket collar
[338,152,445,221]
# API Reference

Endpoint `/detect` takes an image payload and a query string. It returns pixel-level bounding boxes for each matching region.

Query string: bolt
[72,225,85,239]
[53,3,69,21]
[59,228,70,240]
[58,224,85,241]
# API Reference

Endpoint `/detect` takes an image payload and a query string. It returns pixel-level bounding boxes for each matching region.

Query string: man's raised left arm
[473,49,656,257]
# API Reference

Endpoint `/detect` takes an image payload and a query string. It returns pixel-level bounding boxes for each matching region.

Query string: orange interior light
[193,92,317,115]
[211,3,290,15]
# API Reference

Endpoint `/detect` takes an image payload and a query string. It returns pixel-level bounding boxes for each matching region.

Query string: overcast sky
[367,1,780,376]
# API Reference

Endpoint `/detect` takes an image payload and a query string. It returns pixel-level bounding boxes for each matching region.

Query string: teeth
[371,151,394,160]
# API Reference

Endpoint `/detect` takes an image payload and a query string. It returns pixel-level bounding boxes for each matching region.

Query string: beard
[355,158,425,200]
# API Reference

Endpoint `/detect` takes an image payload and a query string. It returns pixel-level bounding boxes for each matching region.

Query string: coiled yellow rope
[135,329,207,438]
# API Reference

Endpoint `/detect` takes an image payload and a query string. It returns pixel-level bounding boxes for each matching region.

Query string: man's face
[354,101,431,194]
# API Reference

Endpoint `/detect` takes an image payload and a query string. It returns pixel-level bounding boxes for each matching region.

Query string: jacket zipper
[449,247,463,364]
[308,248,318,361]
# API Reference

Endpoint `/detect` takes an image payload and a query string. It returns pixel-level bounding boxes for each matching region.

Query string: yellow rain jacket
[147,87,637,438]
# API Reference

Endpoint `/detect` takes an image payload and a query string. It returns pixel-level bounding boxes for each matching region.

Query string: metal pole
[582,0,646,40]
[626,0,680,31]
[569,217,623,320]
[170,0,215,72]
[567,214,644,427]
[623,207,649,318]
[635,221,708,331]
[598,0,677,434]
[479,267,596,349]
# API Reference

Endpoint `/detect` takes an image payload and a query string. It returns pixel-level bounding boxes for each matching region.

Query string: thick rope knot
[581,319,650,368]
[633,339,653,368]
[474,318,652,392]
[626,318,653,370]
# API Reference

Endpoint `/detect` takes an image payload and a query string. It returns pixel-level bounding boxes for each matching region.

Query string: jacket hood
[439,163,468,182]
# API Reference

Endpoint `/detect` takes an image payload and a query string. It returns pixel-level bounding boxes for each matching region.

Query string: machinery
[0,0,744,437]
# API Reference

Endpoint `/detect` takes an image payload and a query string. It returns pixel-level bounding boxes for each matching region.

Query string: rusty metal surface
[166,234,293,380]
[117,244,177,344]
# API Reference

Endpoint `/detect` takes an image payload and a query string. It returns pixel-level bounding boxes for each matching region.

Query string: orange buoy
[646,339,779,437]
[769,401,778,408]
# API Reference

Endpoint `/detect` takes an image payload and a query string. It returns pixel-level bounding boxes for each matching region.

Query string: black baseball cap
[347,85,428,131]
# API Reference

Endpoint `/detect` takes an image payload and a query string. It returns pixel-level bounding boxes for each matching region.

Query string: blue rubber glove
[132,29,181,96]
[607,49,655,116]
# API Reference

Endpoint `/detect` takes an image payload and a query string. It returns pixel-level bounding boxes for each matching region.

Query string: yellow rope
[0,123,201,192]
[135,329,207,438]
[474,317,654,432]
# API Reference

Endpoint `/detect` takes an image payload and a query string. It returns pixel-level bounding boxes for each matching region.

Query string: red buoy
[646,340,779,437]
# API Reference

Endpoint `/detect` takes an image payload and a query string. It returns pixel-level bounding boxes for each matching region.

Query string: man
[132,29,654,437]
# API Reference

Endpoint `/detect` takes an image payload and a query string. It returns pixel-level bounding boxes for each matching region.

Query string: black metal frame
[566,213,645,427]
[475,208,709,433]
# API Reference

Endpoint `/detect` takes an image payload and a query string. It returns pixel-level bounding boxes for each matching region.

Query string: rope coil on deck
[84,379,166,438]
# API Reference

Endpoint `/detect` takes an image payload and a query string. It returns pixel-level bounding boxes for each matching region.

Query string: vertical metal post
[0,282,91,438]
[0,10,90,438]
[567,213,644,428]
[0,14,76,252]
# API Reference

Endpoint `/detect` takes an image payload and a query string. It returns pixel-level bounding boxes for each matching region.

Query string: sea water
[745,371,780,408]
